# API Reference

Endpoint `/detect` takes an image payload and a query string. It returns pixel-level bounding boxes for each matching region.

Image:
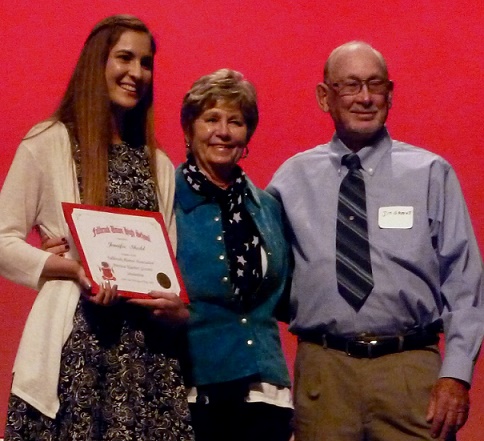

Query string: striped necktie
[336,153,374,310]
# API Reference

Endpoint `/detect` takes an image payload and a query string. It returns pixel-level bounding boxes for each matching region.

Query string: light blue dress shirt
[267,129,483,384]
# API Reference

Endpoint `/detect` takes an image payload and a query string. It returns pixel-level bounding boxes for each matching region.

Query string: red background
[1,1,483,438]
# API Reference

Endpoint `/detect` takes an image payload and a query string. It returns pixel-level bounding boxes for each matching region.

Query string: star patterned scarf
[182,157,263,310]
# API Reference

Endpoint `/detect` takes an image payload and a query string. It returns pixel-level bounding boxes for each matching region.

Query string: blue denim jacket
[175,166,291,387]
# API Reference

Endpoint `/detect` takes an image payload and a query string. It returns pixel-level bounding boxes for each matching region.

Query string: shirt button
[214,216,220,222]
[241,317,247,324]
[216,235,223,241]
[247,339,253,346]
[219,255,225,260]
[222,276,229,283]
[349,215,355,221]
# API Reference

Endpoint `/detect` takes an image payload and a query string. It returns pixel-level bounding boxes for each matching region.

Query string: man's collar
[329,127,392,175]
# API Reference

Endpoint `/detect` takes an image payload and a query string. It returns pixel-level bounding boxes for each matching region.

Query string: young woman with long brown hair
[0,15,193,440]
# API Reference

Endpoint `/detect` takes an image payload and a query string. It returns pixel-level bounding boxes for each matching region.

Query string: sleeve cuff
[439,353,475,386]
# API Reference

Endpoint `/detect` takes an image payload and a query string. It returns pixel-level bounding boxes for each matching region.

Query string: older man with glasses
[268,41,483,440]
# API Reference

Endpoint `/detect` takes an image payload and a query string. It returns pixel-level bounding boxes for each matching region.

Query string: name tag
[378,206,414,229]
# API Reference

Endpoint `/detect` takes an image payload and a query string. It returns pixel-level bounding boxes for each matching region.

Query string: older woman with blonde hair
[175,68,293,441]
[0,15,193,440]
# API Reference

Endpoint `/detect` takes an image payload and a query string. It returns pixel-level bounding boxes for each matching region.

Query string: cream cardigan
[0,121,176,418]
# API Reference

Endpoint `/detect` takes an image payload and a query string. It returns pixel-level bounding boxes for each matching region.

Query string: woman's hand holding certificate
[127,292,189,326]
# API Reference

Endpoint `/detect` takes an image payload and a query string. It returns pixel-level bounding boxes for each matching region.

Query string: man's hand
[128,291,189,326]
[426,377,470,439]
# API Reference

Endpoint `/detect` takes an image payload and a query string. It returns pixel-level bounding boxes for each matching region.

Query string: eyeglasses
[326,78,391,96]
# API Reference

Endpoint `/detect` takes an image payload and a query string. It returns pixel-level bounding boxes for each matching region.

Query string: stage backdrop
[1,1,483,438]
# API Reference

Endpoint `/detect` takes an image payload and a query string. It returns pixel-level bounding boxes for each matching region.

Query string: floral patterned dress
[5,143,194,441]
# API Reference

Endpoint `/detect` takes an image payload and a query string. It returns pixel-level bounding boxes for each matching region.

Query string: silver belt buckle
[347,338,378,357]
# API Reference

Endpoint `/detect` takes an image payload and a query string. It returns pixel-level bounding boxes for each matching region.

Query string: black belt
[196,376,256,405]
[298,328,440,359]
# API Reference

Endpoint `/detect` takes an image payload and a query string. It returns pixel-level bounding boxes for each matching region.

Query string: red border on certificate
[62,202,188,302]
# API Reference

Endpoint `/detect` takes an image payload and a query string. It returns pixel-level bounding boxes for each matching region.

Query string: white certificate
[62,202,187,301]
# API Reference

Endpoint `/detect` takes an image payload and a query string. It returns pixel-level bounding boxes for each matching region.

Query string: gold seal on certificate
[62,202,187,302]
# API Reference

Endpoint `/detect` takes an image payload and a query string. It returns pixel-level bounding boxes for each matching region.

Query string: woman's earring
[241,146,249,159]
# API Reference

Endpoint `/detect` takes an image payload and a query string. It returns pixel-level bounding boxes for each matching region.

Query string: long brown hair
[54,15,158,205]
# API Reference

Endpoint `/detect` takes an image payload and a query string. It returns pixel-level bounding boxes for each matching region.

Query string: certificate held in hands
[62,202,187,302]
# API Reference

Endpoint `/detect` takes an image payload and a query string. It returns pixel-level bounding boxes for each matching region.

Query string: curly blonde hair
[180,68,259,143]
